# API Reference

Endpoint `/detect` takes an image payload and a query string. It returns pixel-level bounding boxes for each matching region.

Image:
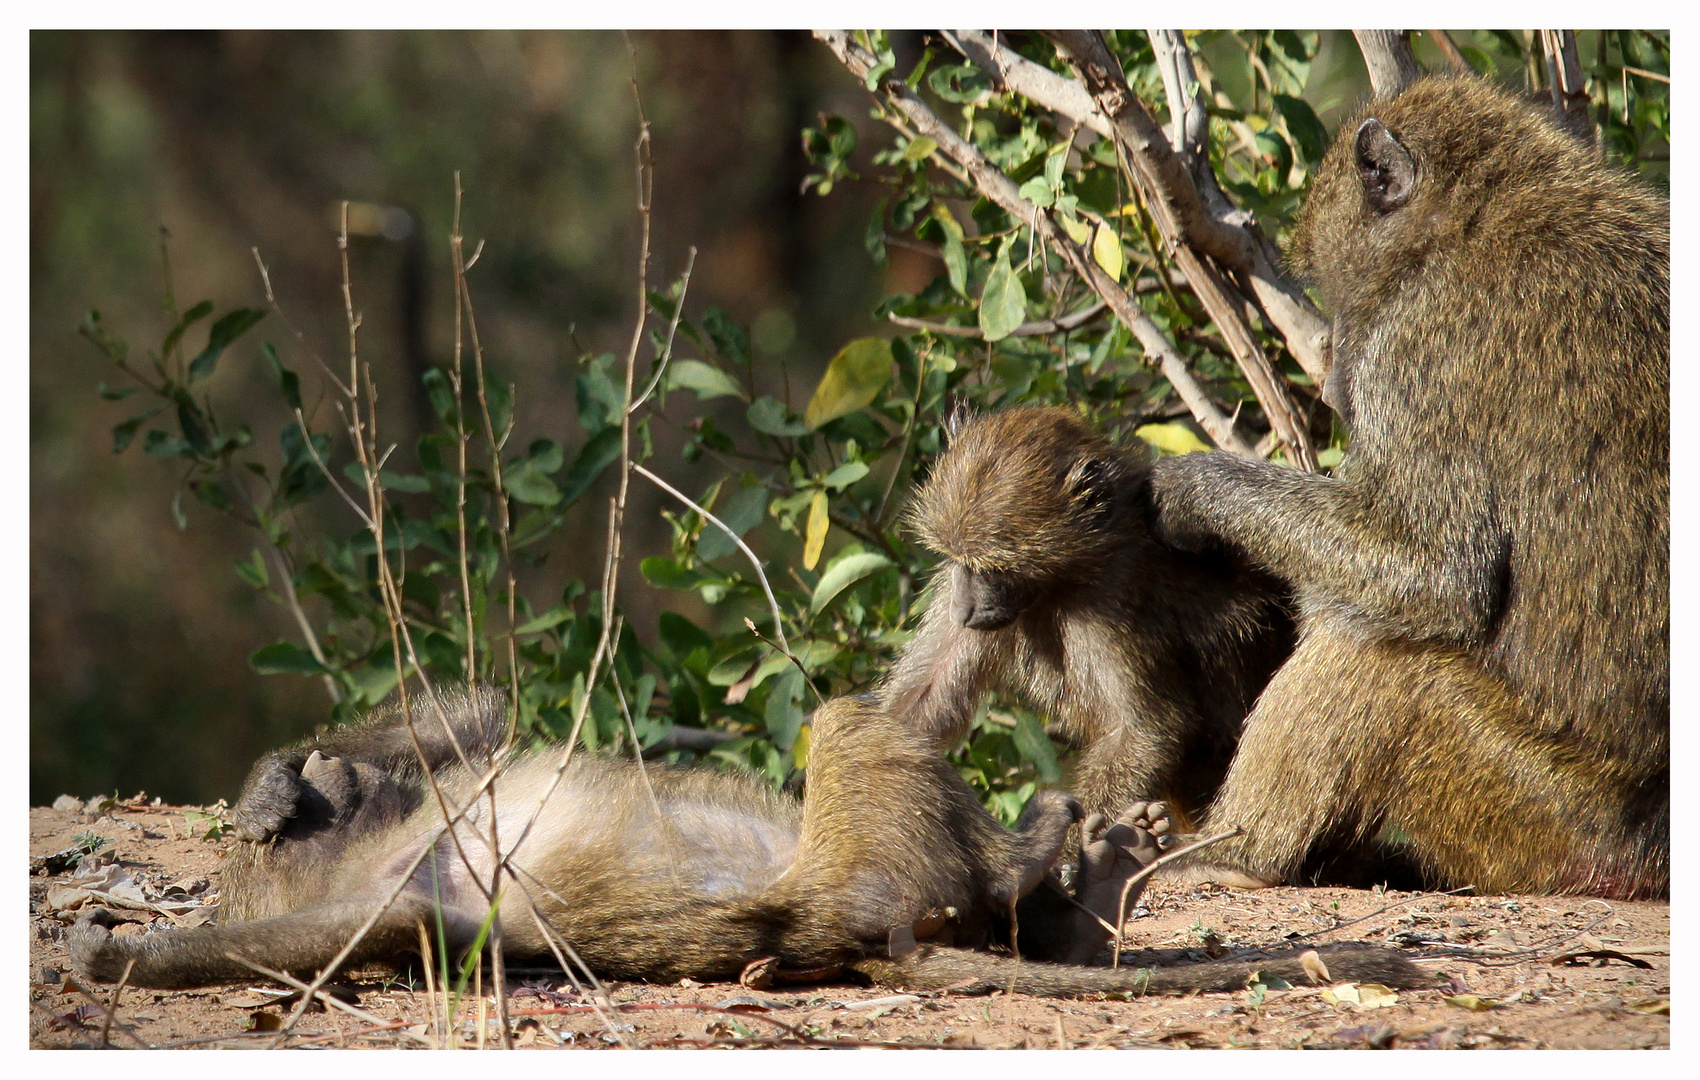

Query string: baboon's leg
[854,941,1437,996]
[69,893,445,990]
[1194,624,1662,896]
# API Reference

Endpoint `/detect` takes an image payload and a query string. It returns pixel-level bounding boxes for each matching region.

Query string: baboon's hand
[230,751,306,842]
[67,908,129,984]
[1148,455,1221,553]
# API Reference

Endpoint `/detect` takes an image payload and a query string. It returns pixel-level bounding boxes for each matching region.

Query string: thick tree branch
[1355,30,1423,96]
[812,30,1253,457]
[1040,31,1254,269]
[1046,30,1316,470]
[946,30,1330,384]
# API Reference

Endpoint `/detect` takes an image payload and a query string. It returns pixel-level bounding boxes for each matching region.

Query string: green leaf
[666,358,745,401]
[929,63,991,104]
[187,308,265,383]
[1017,176,1055,207]
[764,667,806,750]
[903,135,938,162]
[250,641,327,675]
[1272,93,1329,165]
[805,338,893,429]
[821,460,869,490]
[514,605,574,635]
[698,483,767,562]
[865,196,888,267]
[978,240,1026,342]
[504,465,562,507]
[160,300,213,361]
[525,438,565,473]
[97,382,139,401]
[1059,213,1092,244]
[1012,712,1061,783]
[189,479,232,512]
[111,407,162,453]
[640,556,703,590]
[810,551,894,616]
[485,377,514,440]
[262,343,302,411]
[510,507,565,549]
[557,427,622,508]
[748,397,810,438]
[234,549,269,590]
[703,308,750,367]
[934,202,968,296]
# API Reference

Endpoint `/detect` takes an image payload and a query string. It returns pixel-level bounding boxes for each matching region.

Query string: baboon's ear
[1068,457,1116,522]
[1354,119,1416,214]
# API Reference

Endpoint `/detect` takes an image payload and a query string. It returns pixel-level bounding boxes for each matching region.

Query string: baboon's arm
[1149,452,1506,645]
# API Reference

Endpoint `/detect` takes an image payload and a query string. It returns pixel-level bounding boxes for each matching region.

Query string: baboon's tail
[853,943,1439,997]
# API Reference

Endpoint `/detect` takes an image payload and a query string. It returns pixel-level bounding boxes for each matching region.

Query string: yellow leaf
[1444,994,1500,1012]
[1321,984,1357,1006]
[791,724,812,770]
[1357,984,1399,1008]
[1060,214,1091,244]
[1092,222,1125,281]
[1628,998,1670,1015]
[803,489,829,570]
[805,338,894,429]
[1136,422,1211,456]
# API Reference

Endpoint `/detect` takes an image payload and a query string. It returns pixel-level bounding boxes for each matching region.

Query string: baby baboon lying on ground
[70,686,1432,995]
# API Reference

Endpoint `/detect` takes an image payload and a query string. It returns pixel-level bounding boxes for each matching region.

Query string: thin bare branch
[629,245,697,414]
[887,299,1107,338]
[633,463,791,655]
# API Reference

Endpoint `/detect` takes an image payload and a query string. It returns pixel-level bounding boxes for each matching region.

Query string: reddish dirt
[30,800,1669,1050]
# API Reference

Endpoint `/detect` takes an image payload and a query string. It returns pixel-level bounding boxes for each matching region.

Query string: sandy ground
[29,798,1669,1050]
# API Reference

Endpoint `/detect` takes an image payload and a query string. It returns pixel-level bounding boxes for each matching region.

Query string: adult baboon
[1149,76,1668,898]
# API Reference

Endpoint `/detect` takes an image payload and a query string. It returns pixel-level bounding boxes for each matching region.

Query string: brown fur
[889,406,1294,826]
[68,687,1435,995]
[1149,76,1668,898]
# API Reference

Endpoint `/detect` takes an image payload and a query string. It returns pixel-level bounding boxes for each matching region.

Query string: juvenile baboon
[1148,76,1668,898]
[69,687,1433,995]
[884,406,1294,828]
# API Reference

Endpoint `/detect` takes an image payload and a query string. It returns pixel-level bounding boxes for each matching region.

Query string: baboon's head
[908,407,1140,628]
[1286,75,1614,316]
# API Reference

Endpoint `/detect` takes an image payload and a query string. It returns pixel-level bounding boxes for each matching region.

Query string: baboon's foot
[1076,800,1169,924]
[1041,801,1169,964]
[67,908,130,984]
[231,752,308,842]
